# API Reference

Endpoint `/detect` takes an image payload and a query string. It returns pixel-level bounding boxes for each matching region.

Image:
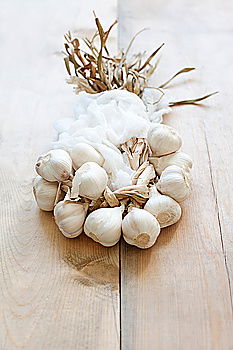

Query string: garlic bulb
[33,175,63,211]
[156,165,192,202]
[144,186,181,228]
[147,123,182,156]
[150,151,193,176]
[70,143,104,170]
[122,208,160,249]
[35,149,72,182]
[84,206,122,246]
[54,194,88,238]
[71,162,108,200]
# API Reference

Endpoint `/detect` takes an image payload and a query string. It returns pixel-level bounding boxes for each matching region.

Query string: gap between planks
[203,123,233,311]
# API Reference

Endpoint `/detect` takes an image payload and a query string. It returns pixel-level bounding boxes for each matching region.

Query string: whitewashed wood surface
[0,0,233,349]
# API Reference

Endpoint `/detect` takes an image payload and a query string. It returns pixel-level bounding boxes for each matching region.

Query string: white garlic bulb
[122,208,160,249]
[84,207,122,247]
[33,175,63,211]
[144,186,181,228]
[35,149,72,182]
[147,123,182,156]
[54,194,88,238]
[150,151,193,176]
[71,162,108,200]
[70,143,104,170]
[156,165,192,202]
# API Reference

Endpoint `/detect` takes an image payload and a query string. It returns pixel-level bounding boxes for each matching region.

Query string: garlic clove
[144,186,181,228]
[147,123,182,156]
[35,149,72,182]
[70,143,104,170]
[122,208,161,249]
[54,195,88,238]
[33,175,63,211]
[150,151,193,176]
[84,206,122,247]
[156,165,192,202]
[71,162,108,200]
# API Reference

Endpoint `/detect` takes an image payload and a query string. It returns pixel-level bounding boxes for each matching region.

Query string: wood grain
[0,1,119,349]
[1,0,233,349]
[118,0,233,349]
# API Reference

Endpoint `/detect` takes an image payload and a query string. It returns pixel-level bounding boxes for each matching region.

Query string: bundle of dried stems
[63,14,217,105]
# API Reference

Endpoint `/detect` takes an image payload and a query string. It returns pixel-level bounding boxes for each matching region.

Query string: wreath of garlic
[33,119,193,249]
[32,15,217,249]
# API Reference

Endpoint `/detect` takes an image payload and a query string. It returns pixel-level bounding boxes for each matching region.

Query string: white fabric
[53,89,170,189]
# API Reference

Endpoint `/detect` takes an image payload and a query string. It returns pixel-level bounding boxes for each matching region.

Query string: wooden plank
[118,0,233,349]
[0,1,119,349]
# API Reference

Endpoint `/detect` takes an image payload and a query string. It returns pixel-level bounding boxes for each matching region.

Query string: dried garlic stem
[104,187,120,207]
[132,161,155,186]
[114,184,149,205]
[121,137,151,171]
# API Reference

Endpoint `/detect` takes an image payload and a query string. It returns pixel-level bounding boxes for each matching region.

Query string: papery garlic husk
[150,151,193,176]
[71,162,108,200]
[35,149,72,182]
[147,123,182,156]
[132,161,155,186]
[104,187,120,207]
[54,193,88,238]
[156,165,192,202]
[122,208,160,249]
[114,184,149,205]
[144,186,181,228]
[33,175,64,211]
[84,206,123,247]
[70,143,104,170]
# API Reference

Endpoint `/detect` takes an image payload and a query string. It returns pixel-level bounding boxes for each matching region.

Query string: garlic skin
[71,162,108,200]
[33,176,63,211]
[156,165,192,202]
[54,196,88,238]
[147,123,182,156]
[150,151,193,176]
[35,149,72,182]
[70,143,104,170]
[84,207,122,247]
[122,208,160,249]
[144,186,181,228]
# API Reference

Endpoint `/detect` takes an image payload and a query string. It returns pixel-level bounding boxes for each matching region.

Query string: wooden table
[0,0,232,349]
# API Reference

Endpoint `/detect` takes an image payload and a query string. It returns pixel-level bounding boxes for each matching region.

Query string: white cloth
[53,89,171,189]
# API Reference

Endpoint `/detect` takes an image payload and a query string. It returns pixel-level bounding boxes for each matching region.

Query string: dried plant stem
[136,43,164,72]
[159,67,195,88]
[169,91,218,106]
[63,15,217,105]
